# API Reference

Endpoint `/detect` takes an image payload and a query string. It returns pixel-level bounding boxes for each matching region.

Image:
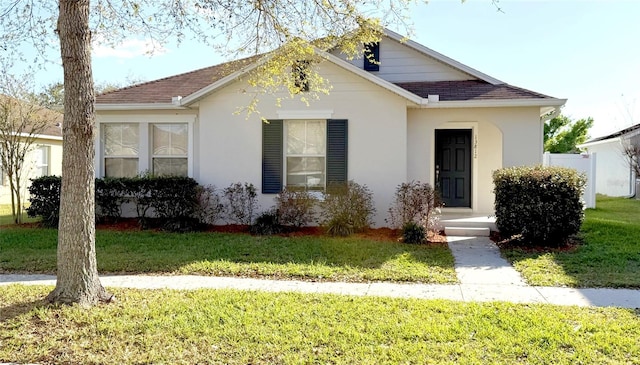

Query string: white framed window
[35,145,50,177]
[285,120,326,190]
[103,123,139,178]
[151,123,188,177]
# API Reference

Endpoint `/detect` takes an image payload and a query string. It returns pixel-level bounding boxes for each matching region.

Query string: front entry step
[444,227,490,237]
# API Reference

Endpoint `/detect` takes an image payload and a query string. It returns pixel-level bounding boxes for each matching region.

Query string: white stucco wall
[581,139,635,196]
[196,61,410,226]
[0,137,62,206]
[407,106,542,214]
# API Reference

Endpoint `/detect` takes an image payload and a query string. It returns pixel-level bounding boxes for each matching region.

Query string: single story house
[95,29,566,226]
[0,96,62,205]
[0,121,63,206]
[579,124,639,197]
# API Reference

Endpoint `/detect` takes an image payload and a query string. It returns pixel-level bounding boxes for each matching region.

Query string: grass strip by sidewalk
[1,285,639,365]
[0,228,456,283]
[502,196,640,288]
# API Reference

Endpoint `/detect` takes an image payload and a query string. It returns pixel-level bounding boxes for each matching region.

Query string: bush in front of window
[401,221,426,244]
[194,185,224,226]
[493,165,586,247]
[26,175,61,228]
[147,176,200,232]
[387,181,442,237]
[274,188,318,228]
[95,177,130,223]
[250,209,283,236]
[222,182,259,225]
[27,175,204,232]
[321,181,375,237]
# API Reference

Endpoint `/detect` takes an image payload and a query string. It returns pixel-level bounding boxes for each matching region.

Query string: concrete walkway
[1,236,638,309]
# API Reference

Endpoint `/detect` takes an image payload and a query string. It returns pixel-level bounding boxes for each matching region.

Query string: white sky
[27,0,640,139]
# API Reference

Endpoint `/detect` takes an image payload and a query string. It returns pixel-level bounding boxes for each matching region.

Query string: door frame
[432,123,478,211]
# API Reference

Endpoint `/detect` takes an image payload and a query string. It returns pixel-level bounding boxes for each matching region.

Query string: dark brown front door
[435,129,471,208]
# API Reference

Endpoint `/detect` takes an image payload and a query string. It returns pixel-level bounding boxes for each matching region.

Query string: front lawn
[0,204,37,225]
[502,196,640,288]
[0,227,456,283]
[1,285,638,364]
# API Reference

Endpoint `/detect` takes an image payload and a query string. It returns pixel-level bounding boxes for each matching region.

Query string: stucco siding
[197,61,409,226]
[0,137,62,206]
[407,107,541,214]
[331,37,473,83]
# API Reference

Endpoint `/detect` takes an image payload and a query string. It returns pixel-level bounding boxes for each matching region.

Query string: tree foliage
[544,114,594,153]
[0,72,57,224]
[0,0,429,306]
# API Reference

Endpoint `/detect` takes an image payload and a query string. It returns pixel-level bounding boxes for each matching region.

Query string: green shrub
[402,221,426,244]
[194,185,223,226]
[95,177,129,222]
[147,176,200,232]
[27,175,203,232]
[321,181,375,236]
[275,188,317,228]
[493,165,586,246]
[250,210,282,235]
[26,175,61,227]
[223,182,258,225]
[387,181,441,231]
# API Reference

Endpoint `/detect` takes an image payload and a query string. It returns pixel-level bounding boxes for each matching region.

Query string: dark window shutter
[262,120,283,193]
[364,42,380,71]
[327,119,348,186]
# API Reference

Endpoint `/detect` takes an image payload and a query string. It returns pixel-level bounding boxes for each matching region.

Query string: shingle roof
[96,57,259,104]
[393,80,553,101]
[96,60,554,105]
[583,123,640,144]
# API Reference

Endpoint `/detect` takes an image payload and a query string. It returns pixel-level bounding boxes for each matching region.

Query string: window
[104,123,139,178]
[36,146,50,177]
[262,119,347,193]
[364,42,380,71]
[293,60,310,92]
[151,123,188,177]
[286,120,326,190]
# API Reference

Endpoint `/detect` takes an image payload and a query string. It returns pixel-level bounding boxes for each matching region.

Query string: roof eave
[384,28,504,85]
[420,98,567,111]
[95,103,190,111]
[180,59,265,106]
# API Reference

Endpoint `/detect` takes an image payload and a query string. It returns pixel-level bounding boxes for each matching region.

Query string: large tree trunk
[47,0,112,306]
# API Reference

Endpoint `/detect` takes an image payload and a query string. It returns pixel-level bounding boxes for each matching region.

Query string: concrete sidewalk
[1,236,638,309]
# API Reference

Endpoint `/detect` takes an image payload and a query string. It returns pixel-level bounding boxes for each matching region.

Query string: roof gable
[95,29,562,110]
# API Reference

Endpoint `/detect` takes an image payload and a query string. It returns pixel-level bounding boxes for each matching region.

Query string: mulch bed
[94,218,447,243]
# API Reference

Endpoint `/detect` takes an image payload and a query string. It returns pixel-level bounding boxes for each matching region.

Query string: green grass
[0,204,38,225]
[1,285,638,364]
[502,196,640,288]
[0,227,456,283]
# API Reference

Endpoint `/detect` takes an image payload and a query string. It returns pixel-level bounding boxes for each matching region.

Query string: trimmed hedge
[27,175,201,232]
[26,175,61,228]
[493,165,586,246]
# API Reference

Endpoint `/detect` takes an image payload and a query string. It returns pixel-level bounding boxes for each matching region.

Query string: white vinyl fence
[543,152,596,209]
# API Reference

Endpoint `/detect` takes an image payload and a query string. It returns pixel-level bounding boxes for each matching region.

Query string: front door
[435,129,471,208]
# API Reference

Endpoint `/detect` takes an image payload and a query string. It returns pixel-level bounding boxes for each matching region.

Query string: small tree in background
[0,72,58,224]
[544,114,593,153]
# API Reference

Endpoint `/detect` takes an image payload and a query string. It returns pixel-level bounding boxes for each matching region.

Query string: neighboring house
[0,121,63,205]
[579,124,639,197]
[95,29,566,226]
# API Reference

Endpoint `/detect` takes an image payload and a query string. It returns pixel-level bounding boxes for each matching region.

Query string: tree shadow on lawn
[0,296,48,323]
[94,227,455,280]
[496,224,640,289]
